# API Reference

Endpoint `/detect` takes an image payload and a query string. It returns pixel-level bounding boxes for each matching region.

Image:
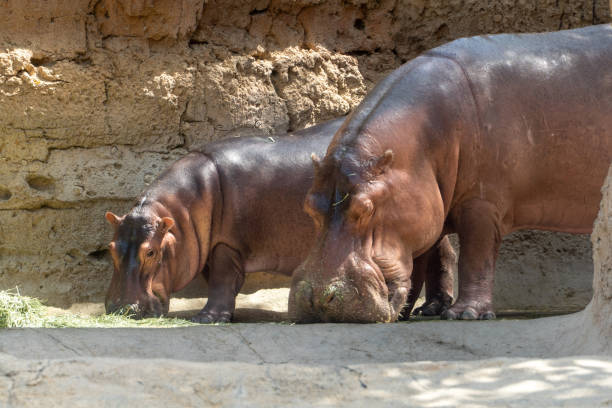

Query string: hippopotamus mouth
[105,292,169,319]
[104,211,176,320]
[289,254,407,323]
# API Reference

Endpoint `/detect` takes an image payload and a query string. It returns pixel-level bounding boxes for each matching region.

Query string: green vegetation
[0,289,196,328]
[320,282,344,305]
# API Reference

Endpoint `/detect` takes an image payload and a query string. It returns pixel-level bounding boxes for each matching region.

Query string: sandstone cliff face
[0,0,608,307]
[556,164,612,354]
[581,164,612,351]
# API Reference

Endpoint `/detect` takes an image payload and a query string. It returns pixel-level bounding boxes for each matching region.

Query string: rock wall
[580,164,612,351]
[558,164,612,354]
[0,0,609,307]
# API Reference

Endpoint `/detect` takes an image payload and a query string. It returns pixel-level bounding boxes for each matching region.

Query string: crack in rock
[44,332,82,357]
[229,326,267,364]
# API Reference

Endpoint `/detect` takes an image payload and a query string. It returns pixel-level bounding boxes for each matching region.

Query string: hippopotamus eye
[305,193,329,215]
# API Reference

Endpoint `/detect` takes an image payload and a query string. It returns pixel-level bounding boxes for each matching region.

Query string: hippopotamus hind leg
[441,199,501,320]
[191,243,245,324]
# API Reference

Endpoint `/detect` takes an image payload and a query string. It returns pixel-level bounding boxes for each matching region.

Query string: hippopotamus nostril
[114,303,141,318]
[319,282,345,310]
[323,290,336,305]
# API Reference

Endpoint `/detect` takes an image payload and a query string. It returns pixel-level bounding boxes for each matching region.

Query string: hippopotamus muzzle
[105,292,168,319]
[289,252,407,323]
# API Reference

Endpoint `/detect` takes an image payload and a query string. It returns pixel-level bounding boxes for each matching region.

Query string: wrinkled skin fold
[289,24,612,323]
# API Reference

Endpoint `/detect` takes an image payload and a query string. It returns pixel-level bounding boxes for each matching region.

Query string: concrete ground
[1,289,611,407]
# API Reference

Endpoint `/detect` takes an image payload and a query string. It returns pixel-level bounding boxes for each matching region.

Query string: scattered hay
[0,288,46,328]
[0,288,196,328]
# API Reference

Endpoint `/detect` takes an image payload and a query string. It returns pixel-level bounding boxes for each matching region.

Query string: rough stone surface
[0,318,611,407]
[561,164,612,354]
[1,354,611,407]
[0,0,608,308]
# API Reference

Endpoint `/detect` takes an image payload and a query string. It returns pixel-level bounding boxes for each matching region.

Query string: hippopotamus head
[104,209,175,319]
[289,145,412,323]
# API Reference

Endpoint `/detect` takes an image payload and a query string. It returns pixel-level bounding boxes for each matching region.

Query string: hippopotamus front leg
[402,235,455,319]
[411,235,456,317]
[441,199,501,320]
[192,243,245,324]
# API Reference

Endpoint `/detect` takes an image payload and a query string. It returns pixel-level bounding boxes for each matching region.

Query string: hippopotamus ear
[158,217,175,235]
[105,212,123,228]
[376,149,394,173]
[310,153,321,172]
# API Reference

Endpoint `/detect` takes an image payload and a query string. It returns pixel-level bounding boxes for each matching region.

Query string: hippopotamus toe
[440,302,495,321]
[479,311,496,320]
[191,310,232,324]
[460,308,479,320]
[412,294,453,317]
[412,302,442,317]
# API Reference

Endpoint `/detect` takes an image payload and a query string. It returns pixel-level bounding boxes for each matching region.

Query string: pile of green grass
[0,288,196,328]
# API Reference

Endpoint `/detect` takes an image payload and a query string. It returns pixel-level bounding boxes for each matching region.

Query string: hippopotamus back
[426,24,612,232]
[202,119,343,274]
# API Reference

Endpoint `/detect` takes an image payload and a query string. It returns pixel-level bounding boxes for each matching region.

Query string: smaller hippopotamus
[104,118,342,322]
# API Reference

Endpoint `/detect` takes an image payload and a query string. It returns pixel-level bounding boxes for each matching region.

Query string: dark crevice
[88,249,109,260]
[249,7,268,15]
[26,175,56,193]
[346,50,371,57]
[0,187,12,201]
[391,48,408,64]
[31,54,92,69]
[353,18,365,30]
[188,39,209,49]
[30,56,51,67]
[0,197,133,212]
[103,80,110,105]
[73,54,93,66]
[434,23,449,39]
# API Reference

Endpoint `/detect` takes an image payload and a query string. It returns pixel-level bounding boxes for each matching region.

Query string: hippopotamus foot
[440,300,495,320]
[413,293,453,317]
[191,308,233,324]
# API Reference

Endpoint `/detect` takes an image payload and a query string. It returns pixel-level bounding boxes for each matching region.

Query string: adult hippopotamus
[289,24,612,323]
[104,117,455,322]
